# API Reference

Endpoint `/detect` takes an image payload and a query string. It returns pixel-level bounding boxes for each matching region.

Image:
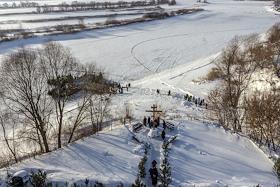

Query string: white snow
[170,121,278,186]
[147,128,160,138]
[1,126,141,186]
[0,85,278,186]
[0,0,279,186]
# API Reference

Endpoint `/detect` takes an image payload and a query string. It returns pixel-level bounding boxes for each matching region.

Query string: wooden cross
[145,104,162,121]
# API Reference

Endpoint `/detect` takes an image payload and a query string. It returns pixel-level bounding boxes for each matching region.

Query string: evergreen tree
[138,155,147,178]
[30,170,47,187]
[131,176,146,187]
[160,157,171,186]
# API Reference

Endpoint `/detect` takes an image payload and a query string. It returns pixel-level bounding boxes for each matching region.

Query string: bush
[105,19,122,25]
[160,136,177,186]
[131,176,146,187]
[143,12,169,19]
[204,67,221,81]
[94,181,105,187]
[160,157,171,187]
[274,158,280,179]
[30,170,47,187]
[138,155,147,178]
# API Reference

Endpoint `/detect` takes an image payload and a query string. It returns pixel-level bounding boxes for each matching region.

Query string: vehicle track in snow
[130,33,191,73]
[130,25,266,95]
[130,26,267,74]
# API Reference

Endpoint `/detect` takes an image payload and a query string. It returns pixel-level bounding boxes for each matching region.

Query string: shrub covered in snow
[133,144,149,186]
[131,176,146,187]
[30,170,47,187]
[160,135,177,186]
[138,155,147,178]
[160,156,171,187]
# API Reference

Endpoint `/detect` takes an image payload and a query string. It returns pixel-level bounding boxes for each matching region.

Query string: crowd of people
[156,88,208,109]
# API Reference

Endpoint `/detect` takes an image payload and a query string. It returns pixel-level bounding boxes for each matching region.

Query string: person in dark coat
[143,116,147,126]
[163,120,166,129]
[152,160,157,167]
[168,90,171,96]
[161,130,166,140]
[156,89,160,94]
[119,87,123,94]
[148,116,151,127]
[157,117,160,127]
[149,160,158,186]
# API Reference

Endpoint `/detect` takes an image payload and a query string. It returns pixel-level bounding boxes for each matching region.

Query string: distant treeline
[36,0,175,13]
[0,0,175,11]
[0,1,39,8]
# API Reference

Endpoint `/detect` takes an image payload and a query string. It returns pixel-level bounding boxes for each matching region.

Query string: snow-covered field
[0,0,278,88]
[0,0,279,186]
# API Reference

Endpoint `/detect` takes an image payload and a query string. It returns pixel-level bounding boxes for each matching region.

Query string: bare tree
[88,94,111,134]
[39,42,80,148]
[67,92,91,143]
[0,48,52,152]
[210,36,261,132]
[245,91,280,151]
[208,25,280,151]
[0,111,18,163]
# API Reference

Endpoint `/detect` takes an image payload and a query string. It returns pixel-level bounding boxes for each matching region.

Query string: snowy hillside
[0,0,279,186]
[0,86,278,186]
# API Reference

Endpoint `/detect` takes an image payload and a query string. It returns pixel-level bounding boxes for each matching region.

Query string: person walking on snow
[163,120,166,129]
[148,116,151,127]
[161,130,166,140]
[149,160,158,186]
